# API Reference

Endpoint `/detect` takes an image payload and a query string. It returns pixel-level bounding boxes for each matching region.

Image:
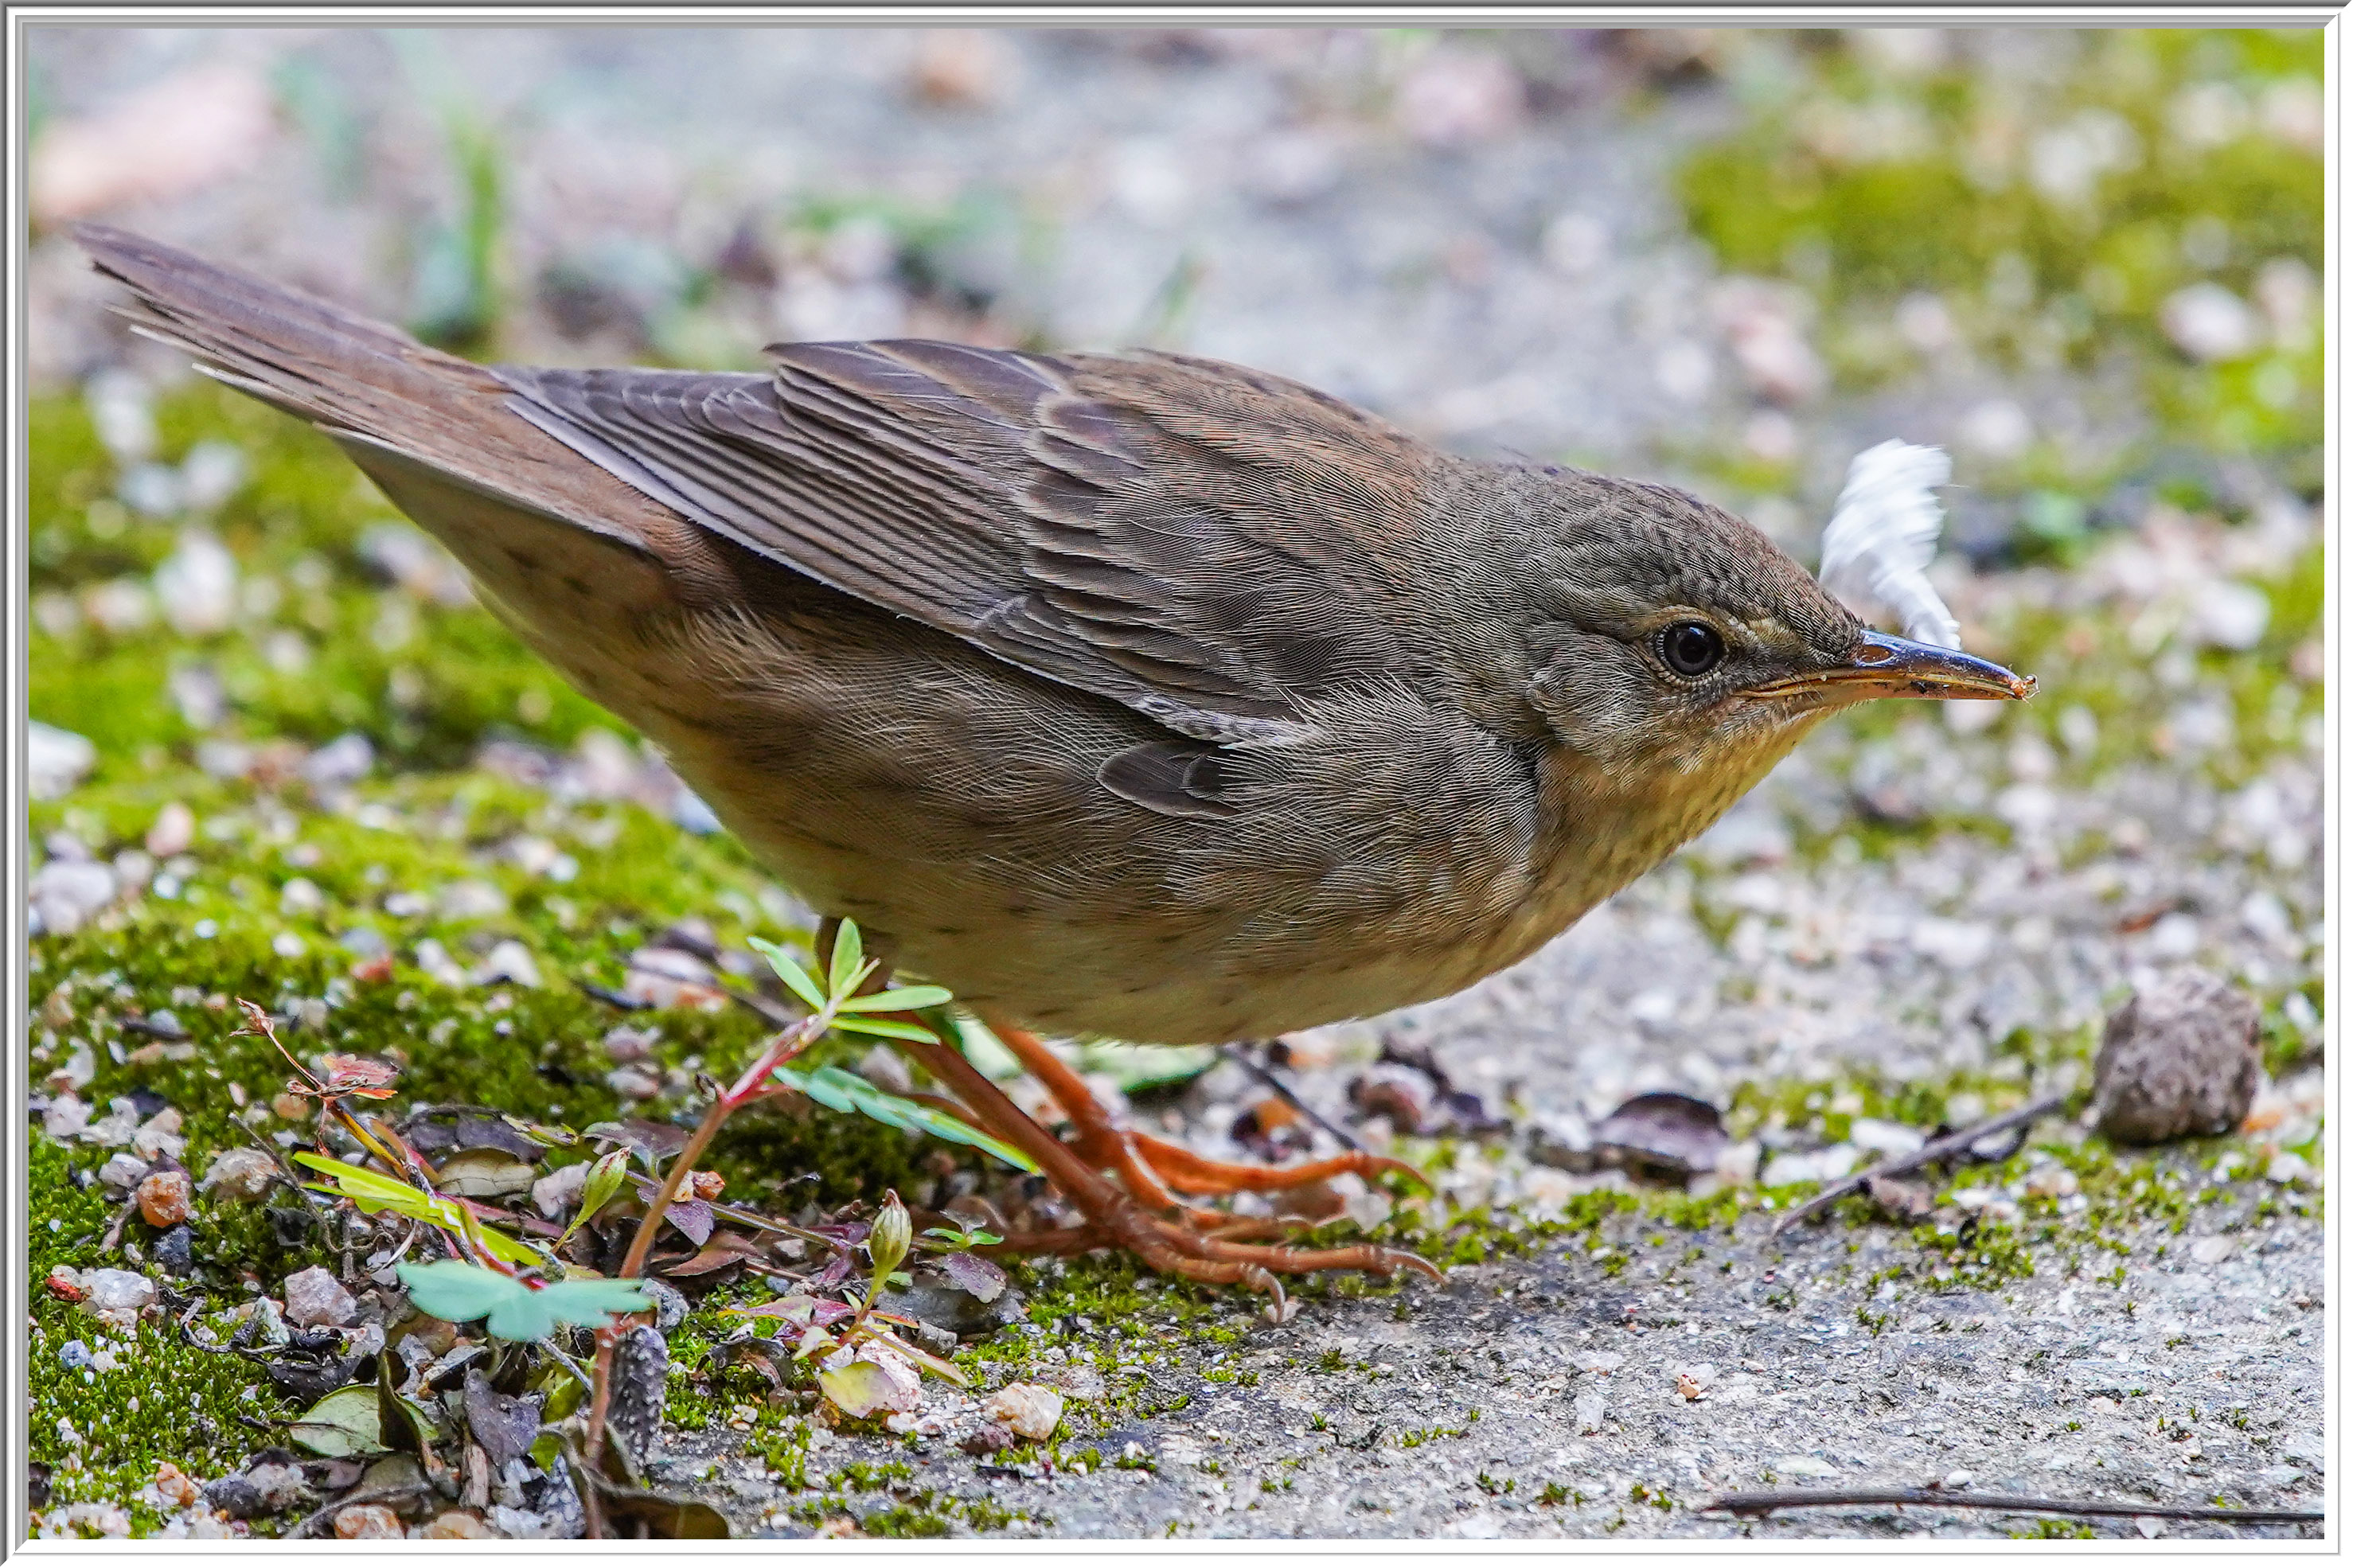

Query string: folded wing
[498,341,1438,750]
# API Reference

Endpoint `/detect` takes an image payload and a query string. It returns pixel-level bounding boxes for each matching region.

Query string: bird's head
[1520,472,2033,798]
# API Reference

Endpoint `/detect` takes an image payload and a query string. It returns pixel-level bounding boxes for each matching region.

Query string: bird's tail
[71,223,669,556]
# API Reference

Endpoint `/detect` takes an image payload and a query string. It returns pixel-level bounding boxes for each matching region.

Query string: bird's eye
[1660,621,1726,677]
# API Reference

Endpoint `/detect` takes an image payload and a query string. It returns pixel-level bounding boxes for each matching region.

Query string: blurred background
[28,27,2322,539]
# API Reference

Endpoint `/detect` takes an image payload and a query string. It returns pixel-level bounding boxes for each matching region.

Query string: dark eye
[1660,621,1725,677]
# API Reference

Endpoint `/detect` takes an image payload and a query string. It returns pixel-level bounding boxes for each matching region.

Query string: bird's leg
[810,926,1438,1293]
[971,1014,1211,1219]
[885,1020,1438,1289]
[977,1012,1428,1203]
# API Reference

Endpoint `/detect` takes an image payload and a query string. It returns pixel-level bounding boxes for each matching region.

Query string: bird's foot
[888,1009,1441,1297]
[978,1012,1426,1206]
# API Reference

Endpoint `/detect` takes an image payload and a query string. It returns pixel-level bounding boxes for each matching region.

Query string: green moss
[28,1293,310,1526]
[1676,29,2323,483]
[32,380,633,774]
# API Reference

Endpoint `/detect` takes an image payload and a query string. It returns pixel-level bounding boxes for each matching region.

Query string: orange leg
[978,1012,1429,1200]
[888,1026,1441,1293]
[810,925,1440,1297]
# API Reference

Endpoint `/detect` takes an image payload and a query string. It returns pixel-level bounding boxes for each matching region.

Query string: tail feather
[72,223,665,555]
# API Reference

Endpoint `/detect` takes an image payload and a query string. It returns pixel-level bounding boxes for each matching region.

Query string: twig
[1771,1091,2067,1236]
[1223,1041,1363,1154]
[1701,1488,2322,1527]
[537,1336,597,1392]
[287,1482,432,1539]
[582,969,839,1479]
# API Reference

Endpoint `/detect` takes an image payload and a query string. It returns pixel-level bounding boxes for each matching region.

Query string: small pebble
[201,1148,278,1201]
[983,1382,1064,1441]
[958,1422,1015,1457]
[153,1224,197,1276]
[136,1169,192,1227]
[424,1511,494,1539]
[84,1268,155,1313]
[282,1265,358,1328]
[144,802,195,859]
[57,1340,92,1371]
[334,1504,402,1540]
[2092,969,2260,1143]
[98,1153,150,1192]
[152,1461,201,1508]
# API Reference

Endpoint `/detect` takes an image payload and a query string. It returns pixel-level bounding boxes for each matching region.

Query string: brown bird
[76,225,2033,1292]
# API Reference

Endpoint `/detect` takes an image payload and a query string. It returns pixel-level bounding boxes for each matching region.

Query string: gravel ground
[25,25,2328,1542]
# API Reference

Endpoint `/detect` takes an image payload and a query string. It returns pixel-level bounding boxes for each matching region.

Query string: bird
[75,224,2034,1293]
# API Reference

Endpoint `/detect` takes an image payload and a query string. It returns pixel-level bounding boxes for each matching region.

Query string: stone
[2092,969,2261,1143]
[30,858,116,936]
[958,1422,1015,1457]
[282,1265,358,1328]
[200,1477,266,1520]
[984,1382,1064,1441]
[488,1505,551,1539]
[471,938,542,989]
[152,1224,197,1276]
[302,732,375,790]
[201,1148,279,1201]
[151,1461,201,1508]
[136,1169,193,1227]
[145,800,196,858]
[425,1511,494,1539]
[84,1269,156,1313]
[334,1504,402,1539]
[29,722,97,801]
[98,1153,150,1192]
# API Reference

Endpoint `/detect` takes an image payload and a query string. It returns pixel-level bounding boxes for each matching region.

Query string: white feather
[1816,439,1962,650]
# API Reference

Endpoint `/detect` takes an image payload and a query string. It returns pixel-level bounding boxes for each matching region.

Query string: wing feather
[498,341,1439,747]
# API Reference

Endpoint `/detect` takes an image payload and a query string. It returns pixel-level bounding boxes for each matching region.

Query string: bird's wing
[498,343,1436,753]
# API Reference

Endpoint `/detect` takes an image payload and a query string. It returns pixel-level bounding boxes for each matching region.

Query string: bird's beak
[1745,630,2037,706]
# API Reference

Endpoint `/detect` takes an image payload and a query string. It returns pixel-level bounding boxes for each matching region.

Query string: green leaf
[522,1278,660,1337]
[771,1065,1036,1172]
[396,1261,654,1341]
[287,1384,387,1457]
[827,920,864,1000]
[562,1149,631,1242]
[831,1015,940,1043]
[396,1259,524,1324]
[837,985,954,1013]
[295,1153,545,1268]
[747,935,825,1012]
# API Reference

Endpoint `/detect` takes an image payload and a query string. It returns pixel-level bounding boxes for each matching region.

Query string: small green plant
[396,1259,651,1341]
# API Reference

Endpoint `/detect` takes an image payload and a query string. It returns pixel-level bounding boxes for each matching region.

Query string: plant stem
[583,1005,831,1486]
[617,1015,825,1282]
[1770,1091,2068,1235]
